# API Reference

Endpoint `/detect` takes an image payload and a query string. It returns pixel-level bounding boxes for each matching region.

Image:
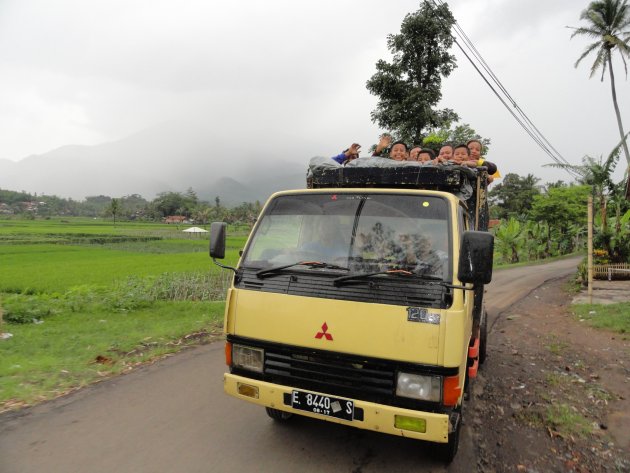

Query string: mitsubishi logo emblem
[315,322,333,341]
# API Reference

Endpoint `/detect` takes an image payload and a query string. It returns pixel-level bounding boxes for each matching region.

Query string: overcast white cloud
[0,0,628,185]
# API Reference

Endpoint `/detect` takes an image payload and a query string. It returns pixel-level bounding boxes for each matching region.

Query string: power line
[430,0,580,178]
[453,20,577,169]
[442,0,579,174]
[452,38,575,173]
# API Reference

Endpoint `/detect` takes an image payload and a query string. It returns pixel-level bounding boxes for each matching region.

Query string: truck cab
[210,159,493,462]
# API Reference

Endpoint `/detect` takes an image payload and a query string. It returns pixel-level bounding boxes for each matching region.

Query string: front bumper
[224,373,450,443]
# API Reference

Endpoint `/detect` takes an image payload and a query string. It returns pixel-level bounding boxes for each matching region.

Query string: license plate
[290,390,354,421]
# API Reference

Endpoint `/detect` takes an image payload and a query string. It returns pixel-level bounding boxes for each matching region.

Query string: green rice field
[0,217,247,411]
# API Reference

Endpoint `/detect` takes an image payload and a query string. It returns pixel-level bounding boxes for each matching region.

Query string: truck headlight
[232,345,264,373]
[396,372,441,402]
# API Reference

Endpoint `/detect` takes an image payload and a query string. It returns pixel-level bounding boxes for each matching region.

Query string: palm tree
[545,132,628,231]
[108,198,120,226]
[569,0,630,168]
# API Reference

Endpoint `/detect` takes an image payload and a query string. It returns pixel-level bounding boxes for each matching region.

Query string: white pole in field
[587,195,593,304]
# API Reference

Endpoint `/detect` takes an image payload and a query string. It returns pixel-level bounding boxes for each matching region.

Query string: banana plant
[494,217,524,263]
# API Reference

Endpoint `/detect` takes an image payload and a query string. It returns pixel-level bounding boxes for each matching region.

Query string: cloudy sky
[1,0,629,184]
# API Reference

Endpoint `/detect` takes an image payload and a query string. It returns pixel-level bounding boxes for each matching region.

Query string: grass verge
[0,300,224,412]
[571,303,630,334]
[545,403,592,438]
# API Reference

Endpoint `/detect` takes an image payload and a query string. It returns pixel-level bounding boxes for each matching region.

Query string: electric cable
[429,0,580,177]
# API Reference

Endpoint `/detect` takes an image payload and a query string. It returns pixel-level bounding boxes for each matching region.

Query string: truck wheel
[265,407,293,421]
[479,310,488,365]
[435,411,461,463]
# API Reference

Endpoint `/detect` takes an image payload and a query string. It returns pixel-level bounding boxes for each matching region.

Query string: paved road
[0,257,581,473]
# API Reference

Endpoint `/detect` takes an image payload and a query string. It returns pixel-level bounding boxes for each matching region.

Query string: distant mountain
[202,169,306,206]
[0,122,309,204]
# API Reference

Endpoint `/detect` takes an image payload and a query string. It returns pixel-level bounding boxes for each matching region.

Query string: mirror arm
[443,283,475,291]
[212,257,237,274]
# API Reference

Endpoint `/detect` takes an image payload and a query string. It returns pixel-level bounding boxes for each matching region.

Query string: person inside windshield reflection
[397,233,446,278]
[301,222,348,261]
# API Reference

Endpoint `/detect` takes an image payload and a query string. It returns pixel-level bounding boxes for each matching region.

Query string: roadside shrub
[113,271,231,303]
[1,271,231,324]
[64,285,102,312]
[2,293,63,324]
[147,271,231,301]
[103,293,154,312]
[576,260,588,286]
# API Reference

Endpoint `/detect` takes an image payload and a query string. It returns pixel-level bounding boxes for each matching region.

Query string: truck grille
[228,336,458,411]
[264,348,395,399]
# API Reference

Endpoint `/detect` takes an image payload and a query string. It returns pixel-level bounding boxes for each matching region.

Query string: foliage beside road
[490,171,630,266]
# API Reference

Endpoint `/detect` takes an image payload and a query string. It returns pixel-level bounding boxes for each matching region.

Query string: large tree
[151,191,198,218]
[569,0,630,168]
[366,1,458,144]
[488,173,541,219]
[529,185,591,253]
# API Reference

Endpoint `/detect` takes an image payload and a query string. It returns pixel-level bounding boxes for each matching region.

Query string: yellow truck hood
[228,289,441,365]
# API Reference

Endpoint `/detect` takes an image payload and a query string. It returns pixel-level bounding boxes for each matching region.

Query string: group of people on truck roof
[331,134,500,182]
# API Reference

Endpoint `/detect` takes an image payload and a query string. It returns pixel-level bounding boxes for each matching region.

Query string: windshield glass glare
[242,193,450,279]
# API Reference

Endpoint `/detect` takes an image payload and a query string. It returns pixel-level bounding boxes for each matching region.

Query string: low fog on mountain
[0,122,307,204]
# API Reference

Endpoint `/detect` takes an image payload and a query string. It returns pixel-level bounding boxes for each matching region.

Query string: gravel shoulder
[472,276,630,472]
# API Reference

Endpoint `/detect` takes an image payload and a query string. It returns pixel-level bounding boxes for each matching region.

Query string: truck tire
[435,410,461,463]
[479,310,488,365]
[265,407,293,421]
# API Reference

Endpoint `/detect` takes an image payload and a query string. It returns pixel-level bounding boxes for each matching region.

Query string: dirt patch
[471,276,630,472]
[572,280,630,305]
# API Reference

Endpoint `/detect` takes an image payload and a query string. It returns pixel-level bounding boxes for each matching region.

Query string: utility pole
[587,194,593,304]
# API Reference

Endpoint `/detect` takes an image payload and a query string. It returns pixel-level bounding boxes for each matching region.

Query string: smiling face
[438,145,453,160]
[409,147,422,161]
[467,140,482,160]
[418,152,432,162]
[452,146,470,163]
[389,143,408,161]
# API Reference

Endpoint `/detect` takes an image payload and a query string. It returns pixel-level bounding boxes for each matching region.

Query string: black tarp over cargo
[306,157,490,231]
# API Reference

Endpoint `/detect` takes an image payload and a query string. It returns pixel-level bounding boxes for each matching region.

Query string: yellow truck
[210,161,493,462]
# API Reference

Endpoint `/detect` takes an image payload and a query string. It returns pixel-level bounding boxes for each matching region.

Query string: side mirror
[209,222,227,259]
[458,231,493,284]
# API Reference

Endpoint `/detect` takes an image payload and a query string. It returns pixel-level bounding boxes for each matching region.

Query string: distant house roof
[488,219,501,229]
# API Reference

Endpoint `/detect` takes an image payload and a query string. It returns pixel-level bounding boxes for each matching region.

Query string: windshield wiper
[333,269,442,287]
[256,261,349,279]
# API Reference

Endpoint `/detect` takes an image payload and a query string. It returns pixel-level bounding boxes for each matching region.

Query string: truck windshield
[242,193,451,280]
